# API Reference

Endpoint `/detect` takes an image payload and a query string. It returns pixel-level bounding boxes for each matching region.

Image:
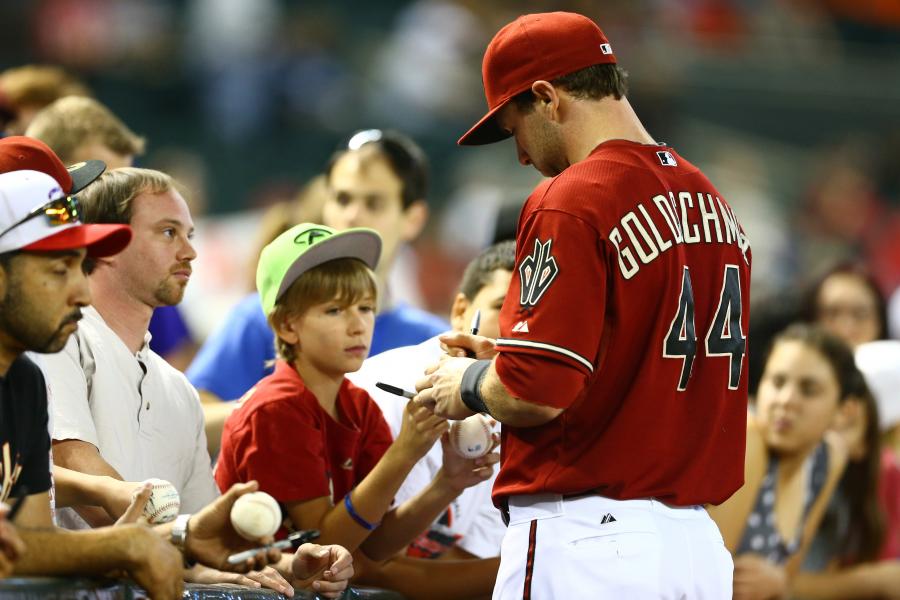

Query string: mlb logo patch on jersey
[657,151,677,167]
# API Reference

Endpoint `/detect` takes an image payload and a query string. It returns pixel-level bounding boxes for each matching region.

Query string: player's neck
[570,97,656,163]
[292,356,344,421]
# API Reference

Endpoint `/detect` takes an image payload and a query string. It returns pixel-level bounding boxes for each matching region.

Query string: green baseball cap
[257,223,382,315]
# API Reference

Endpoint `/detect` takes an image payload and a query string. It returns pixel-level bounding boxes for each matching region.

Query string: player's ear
[450,293,470,332]
[531,80,559,117]
[401,199,428,242]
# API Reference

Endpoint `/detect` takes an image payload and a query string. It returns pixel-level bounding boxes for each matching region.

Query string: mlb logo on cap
[657,151,678,167]
[600,43,613,55]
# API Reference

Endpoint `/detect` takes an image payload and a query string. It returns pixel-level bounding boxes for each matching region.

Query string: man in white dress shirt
[349,240,514,560]
[41,167,218,527]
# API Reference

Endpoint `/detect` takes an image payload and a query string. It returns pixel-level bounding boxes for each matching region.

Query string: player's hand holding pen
[441,310,498,360]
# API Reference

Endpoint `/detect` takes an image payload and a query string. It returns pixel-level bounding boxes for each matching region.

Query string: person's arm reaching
[361,432,498,560]
[286,402,446,555]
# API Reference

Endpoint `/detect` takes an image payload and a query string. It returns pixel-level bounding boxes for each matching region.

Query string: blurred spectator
[791,343,900,598]
[26,95,197,370]
[794,140,900,294]
[185,0,282,141]
[802,262,889,349]
[365,0,487,133]
[857,340,900,459]
[0,64,89,135]
[26,96,144,170]
[708,324,857,600]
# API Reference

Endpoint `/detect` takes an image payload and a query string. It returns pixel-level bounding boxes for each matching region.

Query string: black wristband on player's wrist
[460,359,492,415]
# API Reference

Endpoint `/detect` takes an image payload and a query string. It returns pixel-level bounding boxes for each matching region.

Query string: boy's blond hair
[269,258,378,364]
[25,96,145,164]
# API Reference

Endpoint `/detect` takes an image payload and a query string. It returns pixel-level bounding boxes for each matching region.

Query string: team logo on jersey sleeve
[518,238,558,306]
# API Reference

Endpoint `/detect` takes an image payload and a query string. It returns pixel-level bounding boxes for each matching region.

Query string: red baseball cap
[458,12,617,146]
[0,136,106,194]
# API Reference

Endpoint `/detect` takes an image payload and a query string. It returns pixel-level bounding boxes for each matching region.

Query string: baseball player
[415,11,751,599]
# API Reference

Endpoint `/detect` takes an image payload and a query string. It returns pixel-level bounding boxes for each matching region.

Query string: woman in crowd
[708,324,856,600]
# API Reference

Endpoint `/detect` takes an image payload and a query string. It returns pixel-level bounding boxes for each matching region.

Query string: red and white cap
[458,11,617,146]
[0,170,131,257]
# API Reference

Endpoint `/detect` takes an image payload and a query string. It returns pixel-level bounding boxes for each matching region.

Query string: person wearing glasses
[36,167,304,594]
[187,129,449,451]
[0,140,351,597]
[0,166,187,595]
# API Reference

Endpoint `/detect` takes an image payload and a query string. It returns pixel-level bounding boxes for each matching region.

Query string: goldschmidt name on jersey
[609,191,750,280]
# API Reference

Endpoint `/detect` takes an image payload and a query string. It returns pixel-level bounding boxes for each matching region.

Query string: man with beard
[0,167,187,595]
[37,166,220,528]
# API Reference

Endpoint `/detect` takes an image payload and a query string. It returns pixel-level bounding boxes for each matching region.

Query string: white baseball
[138,478,180,524]
[230,491,282,540]
[449,414,493,459]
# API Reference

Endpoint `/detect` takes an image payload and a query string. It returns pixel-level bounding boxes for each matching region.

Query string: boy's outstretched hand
[292,543,354,599]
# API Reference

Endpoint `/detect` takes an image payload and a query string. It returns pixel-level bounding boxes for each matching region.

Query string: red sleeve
[495,352,588,409]
[495,204,606,409]
[235,403,330,503]
[354,394,393,482]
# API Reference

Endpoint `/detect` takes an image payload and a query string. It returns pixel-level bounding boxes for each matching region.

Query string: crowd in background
[1,1,900,599]
[3,0,900,326]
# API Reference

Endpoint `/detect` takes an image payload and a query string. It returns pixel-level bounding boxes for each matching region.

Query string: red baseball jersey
[216,360,393,532]
[494,140,750,507]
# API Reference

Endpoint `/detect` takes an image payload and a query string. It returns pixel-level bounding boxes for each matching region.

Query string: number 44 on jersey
[663,265,745,392]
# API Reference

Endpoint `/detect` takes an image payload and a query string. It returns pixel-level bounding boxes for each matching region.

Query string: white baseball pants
[493,494,733,599]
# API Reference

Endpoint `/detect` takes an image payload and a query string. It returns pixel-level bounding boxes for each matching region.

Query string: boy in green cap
[215,223,498,582]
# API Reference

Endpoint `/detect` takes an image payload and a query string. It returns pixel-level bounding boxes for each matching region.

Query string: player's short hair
[0,65,90,111]
[25,96,145,164]
[766,323,866,403]
[459,240,516,301]
[511,63,629,112]
[325,129,429,210]
[269,258,378,364]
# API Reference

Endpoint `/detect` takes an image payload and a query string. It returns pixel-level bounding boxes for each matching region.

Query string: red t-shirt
[215,361,393,520]
[494,140,750,507]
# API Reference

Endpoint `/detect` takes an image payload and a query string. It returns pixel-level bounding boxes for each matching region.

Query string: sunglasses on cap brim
[0,195,81,240]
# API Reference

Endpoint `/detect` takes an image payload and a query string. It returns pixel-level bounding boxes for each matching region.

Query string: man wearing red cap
[416,11,750,598]
[0,168,186,593]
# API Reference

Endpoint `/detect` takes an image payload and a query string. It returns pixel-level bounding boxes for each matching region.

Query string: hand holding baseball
[135,478,180,524]
[184,481,282,573]
[230,491,282,540]
[440,423,500,493]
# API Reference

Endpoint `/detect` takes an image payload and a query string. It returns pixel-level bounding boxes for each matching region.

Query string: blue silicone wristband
[344,493,379,531]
